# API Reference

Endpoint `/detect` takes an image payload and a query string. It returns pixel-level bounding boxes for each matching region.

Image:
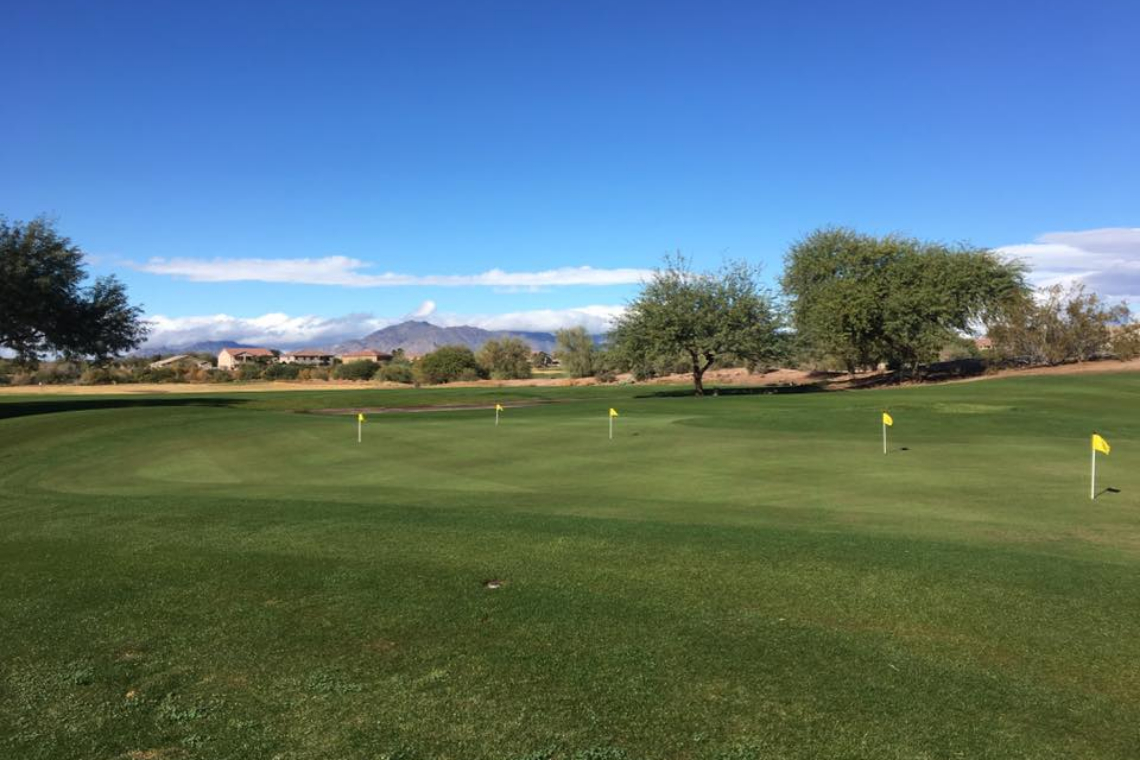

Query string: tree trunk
[691,351,716,396]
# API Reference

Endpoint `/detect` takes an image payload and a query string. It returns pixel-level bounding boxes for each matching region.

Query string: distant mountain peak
[334,320,560,356]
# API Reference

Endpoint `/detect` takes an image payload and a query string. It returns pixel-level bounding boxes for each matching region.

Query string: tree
[415,345,487,384]
[610,256,781,395]
[0,216,149,364]
[988,282,1130,365]
[782,228,1026,375]
[554,327,596,378]
[477,337,533,380]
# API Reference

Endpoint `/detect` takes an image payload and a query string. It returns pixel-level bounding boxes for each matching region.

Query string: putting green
[1,374,1138,759]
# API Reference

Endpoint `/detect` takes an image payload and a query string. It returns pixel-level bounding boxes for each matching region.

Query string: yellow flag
[495,404,504,412]
[882,412,893,427]
[1092,433,1110,455]
[609,408,619,417]
[357,413,365,423]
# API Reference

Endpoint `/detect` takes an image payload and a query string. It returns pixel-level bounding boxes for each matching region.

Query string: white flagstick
[882,419,887,455]
[357,415,362,444]
[609,412,614,441]
[495,406,500,427]
[1091,444,1096,500]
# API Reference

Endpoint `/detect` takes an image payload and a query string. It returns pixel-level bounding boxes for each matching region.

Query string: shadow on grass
[637,383,829,399]
[0,396,249,421]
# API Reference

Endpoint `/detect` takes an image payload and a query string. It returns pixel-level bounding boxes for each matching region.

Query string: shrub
[264,362,301,380]
[236,363,266,381]
[333,360,378,381]
[1112,324,1140,360]
[416,345,486,384]
[555,327,596,378]
[379,362,414,384]
[79,367,115,384]
[477,337,533,380]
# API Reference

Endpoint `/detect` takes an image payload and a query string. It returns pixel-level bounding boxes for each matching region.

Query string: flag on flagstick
[1091,432,1110,500]
[881,411,893,454]
[495,403,504,426]
[609,408,618,440]
[357,412,365,443]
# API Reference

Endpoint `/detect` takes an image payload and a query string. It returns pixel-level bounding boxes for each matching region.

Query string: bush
[555,327,596,378]
[333,360,378,381]
[379,362,414,384]
[34,361,82,384]
[236,363,266,381]
[264,362,301,380]
[416,345,486,384]
[79,367,115,384]
[477,338,533,380]
[1112,324,1140,360]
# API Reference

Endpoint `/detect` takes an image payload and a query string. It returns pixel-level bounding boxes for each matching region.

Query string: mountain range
[332,321,560,355]
[139,321,577,357]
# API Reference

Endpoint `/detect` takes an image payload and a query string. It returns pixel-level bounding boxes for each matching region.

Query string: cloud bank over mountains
[995,227,1140,303]
[144,305,626,349]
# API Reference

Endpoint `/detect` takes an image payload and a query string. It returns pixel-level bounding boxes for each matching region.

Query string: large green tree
[782,228,1026,374]
[1,217,149,364]
[610,256,781,395]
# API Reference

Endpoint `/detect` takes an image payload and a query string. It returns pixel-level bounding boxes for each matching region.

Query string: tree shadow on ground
[0,396,249,421]
[637,383,829,399]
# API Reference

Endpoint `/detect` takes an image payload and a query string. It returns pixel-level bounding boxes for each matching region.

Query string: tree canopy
[415,345,487,384]
[610,256,780,395]
[988,282,1133,365]
[477,337,533,380]
[554,327,597,378]
[1,217,149,364]
[782,228,1027,374]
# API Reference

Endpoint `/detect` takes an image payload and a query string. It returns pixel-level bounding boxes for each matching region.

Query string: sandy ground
[2,359,1137,396]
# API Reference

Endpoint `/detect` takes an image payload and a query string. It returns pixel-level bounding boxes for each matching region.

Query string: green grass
[2,374,1139,759]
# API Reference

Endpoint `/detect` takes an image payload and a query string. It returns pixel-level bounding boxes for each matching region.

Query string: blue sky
[3,1,1138,346]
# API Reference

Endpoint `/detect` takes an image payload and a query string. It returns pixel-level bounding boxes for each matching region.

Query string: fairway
[2,375,1140,759]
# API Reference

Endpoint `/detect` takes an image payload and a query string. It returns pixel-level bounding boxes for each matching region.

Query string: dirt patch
[365,638,398,653]
[4,359,1137,397]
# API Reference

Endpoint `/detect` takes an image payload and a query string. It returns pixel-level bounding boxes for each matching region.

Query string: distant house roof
[974,337,994,350]
[285,349,334,358]
[220,347,275,358]
[237,348,274,356]
[340,349,392,358]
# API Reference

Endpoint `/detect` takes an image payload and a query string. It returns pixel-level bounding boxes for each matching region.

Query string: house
[280,349,336,366]
[974,336,994,351]
[217,347,277,370]
[148,354,212,370]
[338,349,392,364]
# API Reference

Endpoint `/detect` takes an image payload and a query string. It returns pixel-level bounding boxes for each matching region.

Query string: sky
[3,0,1138,348]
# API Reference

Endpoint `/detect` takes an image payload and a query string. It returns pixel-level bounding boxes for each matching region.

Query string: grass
[1,374,1139,759]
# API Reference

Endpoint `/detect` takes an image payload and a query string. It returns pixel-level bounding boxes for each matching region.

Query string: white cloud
[143,305,625,348]
[136,256,651,288]
[996,227,1140,304]
[408,300,436,318]
[433,305,625,334]
[144,312,392,348]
